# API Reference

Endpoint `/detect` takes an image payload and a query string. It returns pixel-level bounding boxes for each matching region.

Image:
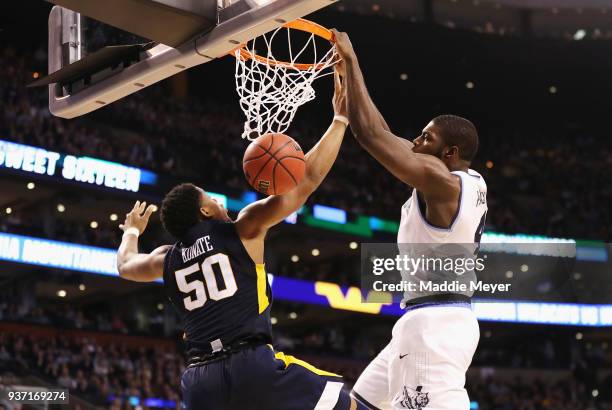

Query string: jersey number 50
[174,253,238,311]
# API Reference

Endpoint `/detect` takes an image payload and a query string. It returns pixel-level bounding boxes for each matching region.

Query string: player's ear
[445,145,459,159]
[200,205,212,219]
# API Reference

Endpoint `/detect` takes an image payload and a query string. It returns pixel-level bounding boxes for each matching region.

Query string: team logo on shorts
[394,385,429,409]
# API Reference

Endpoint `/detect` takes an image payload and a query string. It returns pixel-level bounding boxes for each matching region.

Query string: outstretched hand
[333,66,347,118]
[120,200,156,235]
[331,29,356,62]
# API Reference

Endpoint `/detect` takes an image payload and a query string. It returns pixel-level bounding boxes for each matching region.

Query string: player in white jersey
[332,30,487,410]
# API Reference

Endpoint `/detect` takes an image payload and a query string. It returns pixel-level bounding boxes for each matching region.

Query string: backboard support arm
[46,0,338,119]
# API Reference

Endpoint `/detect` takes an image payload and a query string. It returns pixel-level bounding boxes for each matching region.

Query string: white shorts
[352,304,479,410]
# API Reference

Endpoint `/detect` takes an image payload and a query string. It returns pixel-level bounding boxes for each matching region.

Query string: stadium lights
[110,214,118,221]
[466,81,474,89]
[157,303,164,311]
[57,204,65,213]
[400,73,408,81]
[5,207,11,215]
[574,29,587,40]
[271,317,278,325]
[313,205,346,224]
[291,255,299,262]
[311,248,320,256]
[520,264,528,272]
[486,160,493,169]
[573,272,582,280]
[3,231,612,327]
[549,86,557,94]
[505,271,513,278]
[349,242,358,250]
[32,72,40,79]
[593,390,599,398]
[151,205,158,212]
[90,221,99,229]
[576,332,583,340]
[78,284,86,291]
[57,289,67,298]
[289,312,298,319]
[26,182,35,190]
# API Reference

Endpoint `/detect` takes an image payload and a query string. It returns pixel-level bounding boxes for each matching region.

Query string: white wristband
[123,227,140,237]
[333,115,349,126]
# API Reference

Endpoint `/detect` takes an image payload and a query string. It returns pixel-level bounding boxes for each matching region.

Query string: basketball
[243,133,306,195]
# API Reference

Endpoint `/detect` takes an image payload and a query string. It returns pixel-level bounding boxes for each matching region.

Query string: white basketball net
[234,24,337,140]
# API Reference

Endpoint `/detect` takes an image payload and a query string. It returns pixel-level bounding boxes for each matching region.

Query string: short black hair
[160,183,202,239]
[432,114,479,162]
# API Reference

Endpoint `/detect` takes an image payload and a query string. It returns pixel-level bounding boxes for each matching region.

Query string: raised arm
[116,201,170,282]
[331,30,456,199]
[235,69,348,239]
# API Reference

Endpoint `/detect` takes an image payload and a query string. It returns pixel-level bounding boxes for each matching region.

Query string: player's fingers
[335,57,345,71]
[119,224,124,231]
[336,72,345,96]
[143,204,155,221]
[331,28,344,37]
[138,201,147,215]
[330,29,343,47]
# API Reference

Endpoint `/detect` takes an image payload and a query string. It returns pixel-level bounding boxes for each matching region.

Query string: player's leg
[387,307,480,410]
[335,386,368,410]
[230,344,360,410]
[351,343,393,410]
[181,360,229,410]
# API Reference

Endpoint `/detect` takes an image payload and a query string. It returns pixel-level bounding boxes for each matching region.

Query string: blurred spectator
[1,46,611,242]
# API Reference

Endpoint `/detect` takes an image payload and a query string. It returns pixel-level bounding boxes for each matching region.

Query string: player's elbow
[116,259,136,280]
[117,261,130,279]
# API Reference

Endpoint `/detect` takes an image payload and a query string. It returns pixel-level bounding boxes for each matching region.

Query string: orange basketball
[243,133,306,195]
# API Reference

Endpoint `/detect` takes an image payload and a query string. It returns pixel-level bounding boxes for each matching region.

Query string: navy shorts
[181,344,353,410]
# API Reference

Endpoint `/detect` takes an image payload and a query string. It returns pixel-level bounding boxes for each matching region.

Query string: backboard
[35,0,338,119]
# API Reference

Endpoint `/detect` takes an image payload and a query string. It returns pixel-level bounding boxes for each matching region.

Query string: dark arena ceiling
[340,0,612,40]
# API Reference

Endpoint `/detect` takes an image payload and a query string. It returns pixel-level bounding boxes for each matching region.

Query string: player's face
[198,189,231,222]
[412,122,445,158]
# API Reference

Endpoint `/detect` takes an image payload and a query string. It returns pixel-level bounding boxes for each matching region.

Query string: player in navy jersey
[115,68,361,410]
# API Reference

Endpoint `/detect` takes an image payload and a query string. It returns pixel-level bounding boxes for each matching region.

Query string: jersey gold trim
[256,264,270,314]
[272,348,341,378]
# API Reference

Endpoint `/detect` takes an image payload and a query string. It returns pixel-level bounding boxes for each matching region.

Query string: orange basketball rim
[232,18,336,71]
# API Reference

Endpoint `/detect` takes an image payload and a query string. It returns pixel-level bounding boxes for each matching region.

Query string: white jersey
[397,169,487,302]
[398,169,487,244]
[353,171,486,410]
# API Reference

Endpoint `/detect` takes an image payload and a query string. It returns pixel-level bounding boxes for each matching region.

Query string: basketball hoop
[233,18,337,140]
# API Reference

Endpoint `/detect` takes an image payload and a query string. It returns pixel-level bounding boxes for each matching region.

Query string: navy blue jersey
[163,220,272,355]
